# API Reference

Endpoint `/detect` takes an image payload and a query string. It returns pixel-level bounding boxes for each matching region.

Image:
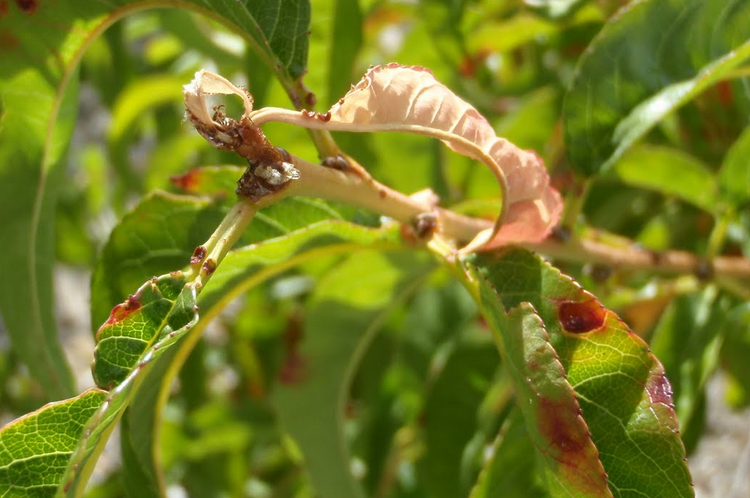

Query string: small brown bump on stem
[202,258,217,276]
[318,111,332,122]
[694,259,714,280]
[14,0,37,14]
[379,189,387,199]
[413,212,438,238]
[648,249,661,265]
[321,155,350,170]
[551,225,571,242]
[275,146,292,162]
[190,245,207,265]
[589,264,613,283]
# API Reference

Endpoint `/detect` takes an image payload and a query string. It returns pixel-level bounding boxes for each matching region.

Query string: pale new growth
[183,69,254,126]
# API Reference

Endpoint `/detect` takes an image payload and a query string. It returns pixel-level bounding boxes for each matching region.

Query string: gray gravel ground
[691,374,750,498]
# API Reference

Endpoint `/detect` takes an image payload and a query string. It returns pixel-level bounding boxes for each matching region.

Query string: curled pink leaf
[250,64,562,249]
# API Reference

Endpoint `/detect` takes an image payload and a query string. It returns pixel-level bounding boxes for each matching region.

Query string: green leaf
[59,280,199,498]
[110,210,406,497]
[0,63,78,400]
[718,124,750,206]
[468,15,558,55]
[470,409,548,498]
[273,251,433,498]
[470,276,611,497]
[649,287,729,451]
[418,340,500,498]
[0,0,311,398]
[720,303,750,408]
[327,0,363,106]
[91,188,344,328]
[90,192,223,329]
[463,248,693,498]
[564,0,750,176]
[611,145,717,211]
[107,75,186,187]
[92,272,198,389]
[0,389,107,498]
[418,0,467,69]
[170,165,246,197]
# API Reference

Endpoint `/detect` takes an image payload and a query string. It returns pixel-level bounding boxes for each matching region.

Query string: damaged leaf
[462,249,694,498]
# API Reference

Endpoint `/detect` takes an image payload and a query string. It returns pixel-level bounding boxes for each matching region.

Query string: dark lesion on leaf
[101,294,141,329]
[14,0,38,15]
[558,298,607,333]
[645,370,676,408]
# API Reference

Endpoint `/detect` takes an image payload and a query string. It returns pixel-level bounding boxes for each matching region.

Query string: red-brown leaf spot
[278,352,307,385]
[0,1,9,18]
[14,0,37,14]
[279,315,307,385]
[0,31,19,50]
[558,298,606,333]
[646,371,675,408]
[536,396,609,494]
[103,295,141,327]
[170,169,201,192]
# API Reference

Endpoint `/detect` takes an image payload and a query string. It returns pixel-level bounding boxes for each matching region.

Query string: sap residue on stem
[558,298,606,333]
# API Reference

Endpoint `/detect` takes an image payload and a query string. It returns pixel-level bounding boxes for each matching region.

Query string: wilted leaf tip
[322,63,563,248]
[183,69,255,151]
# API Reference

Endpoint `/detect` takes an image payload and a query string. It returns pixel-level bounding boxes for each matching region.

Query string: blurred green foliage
[0,0,749,497]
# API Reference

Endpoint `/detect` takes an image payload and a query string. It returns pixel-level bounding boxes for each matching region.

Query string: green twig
[192,198,259,290]
[560,177,592,234]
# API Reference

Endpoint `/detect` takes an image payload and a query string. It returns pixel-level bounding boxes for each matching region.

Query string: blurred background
[1,1,749,497]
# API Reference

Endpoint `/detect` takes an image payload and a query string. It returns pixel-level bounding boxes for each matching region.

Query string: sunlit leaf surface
[463,248,694,498]
[0,390,107,498]
[0,0,311,400]
[564,0,750,175]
